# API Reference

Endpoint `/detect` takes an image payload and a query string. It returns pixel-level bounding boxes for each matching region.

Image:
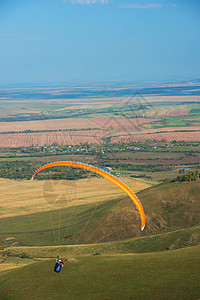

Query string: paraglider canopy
[31,161,145,231]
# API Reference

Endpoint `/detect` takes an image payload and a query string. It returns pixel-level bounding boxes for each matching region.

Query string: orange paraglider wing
[31,161,145,231]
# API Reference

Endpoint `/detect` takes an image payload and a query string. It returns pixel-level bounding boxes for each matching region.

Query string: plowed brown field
[112,131,200,143]
[169,109,191,115]
[0,118,159,132]
[0,118,98,132]
[0,130,104,147]
[92,118,159,128]
[0,126,200,147]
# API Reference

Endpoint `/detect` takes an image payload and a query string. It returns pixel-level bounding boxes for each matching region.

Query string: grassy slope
[0,181,199,249]
[0,197,124,247]
[138,181,200,232]
[1,225,199,261]
[0,246,200,300]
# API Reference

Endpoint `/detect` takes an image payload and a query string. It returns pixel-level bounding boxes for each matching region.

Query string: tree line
[0,161,89,180]
[171,169,199,182]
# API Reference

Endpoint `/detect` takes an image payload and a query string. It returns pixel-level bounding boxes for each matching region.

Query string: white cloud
[63,0,110,4]
[120,3,162,9]
[171,4,177,8]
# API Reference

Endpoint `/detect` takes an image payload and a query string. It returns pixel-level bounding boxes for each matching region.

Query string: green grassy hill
[1,225,199,260]
[0,246,200,300]
[0,181,199,251]
[138,180,200,232]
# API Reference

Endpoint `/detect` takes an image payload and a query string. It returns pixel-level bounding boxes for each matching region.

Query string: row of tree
[111,163,171,172]
[0,161,89,180]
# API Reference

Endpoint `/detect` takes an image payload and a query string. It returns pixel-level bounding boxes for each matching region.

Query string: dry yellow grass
[0,262,27,273]
[0,177,151,219]
[0,257,39,274]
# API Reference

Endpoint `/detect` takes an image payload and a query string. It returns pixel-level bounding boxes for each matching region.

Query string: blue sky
[0,0,200,85]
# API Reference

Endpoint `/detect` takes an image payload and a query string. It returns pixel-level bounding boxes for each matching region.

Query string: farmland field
[0,118,99,132]
[0,126,200,147]
[169,109,191,115]
[0,85,199,147]
[112,131,200,143]
[0,130,104,147]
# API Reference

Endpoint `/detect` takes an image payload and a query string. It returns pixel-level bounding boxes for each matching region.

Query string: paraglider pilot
[54,257,67,273]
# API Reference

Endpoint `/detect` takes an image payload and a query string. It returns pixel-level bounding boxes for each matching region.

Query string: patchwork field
[0,125,200,147]
[0,86,199,146]
[0,118,160,133]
